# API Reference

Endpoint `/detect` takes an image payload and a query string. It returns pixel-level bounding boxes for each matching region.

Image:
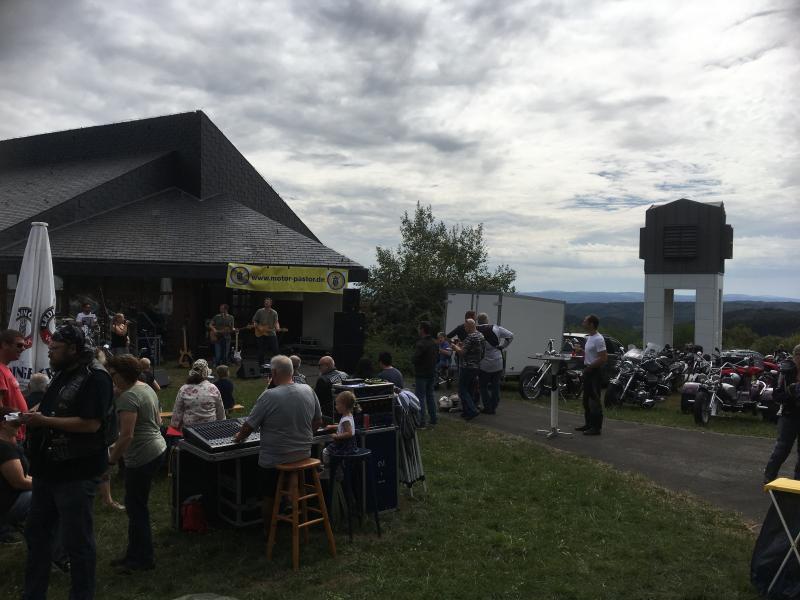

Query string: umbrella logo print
[14,307,33,350]
[39,306,55,344]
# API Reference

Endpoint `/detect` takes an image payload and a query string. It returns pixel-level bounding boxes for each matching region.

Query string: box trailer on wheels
[443,290,566,377]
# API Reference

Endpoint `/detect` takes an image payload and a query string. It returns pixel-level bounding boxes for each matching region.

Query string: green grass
[503,383,777,439]
[1,382,760,599]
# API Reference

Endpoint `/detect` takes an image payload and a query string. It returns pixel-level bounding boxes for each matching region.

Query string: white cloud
[0,0,798,296]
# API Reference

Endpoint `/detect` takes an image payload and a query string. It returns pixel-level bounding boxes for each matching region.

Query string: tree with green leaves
[361,203,516,350]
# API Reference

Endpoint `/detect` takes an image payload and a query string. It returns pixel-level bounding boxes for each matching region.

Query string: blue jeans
[415,376,437,425]
[256,335,279,367]
[458,368,480,417]
[124,452,164,566]
[24,477,99,600]
[764,416,800,483]
[1,489,31,528]
[213,336,231,366]
[479,370,502,413]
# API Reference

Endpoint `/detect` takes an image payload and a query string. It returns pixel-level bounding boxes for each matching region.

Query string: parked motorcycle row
[681,349,788,425]
[518,340,790,428]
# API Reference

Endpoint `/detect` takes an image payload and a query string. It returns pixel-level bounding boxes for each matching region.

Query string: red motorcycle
[693,355,771,426]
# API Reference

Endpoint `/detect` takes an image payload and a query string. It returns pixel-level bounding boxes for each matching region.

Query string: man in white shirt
[576,314,608,436]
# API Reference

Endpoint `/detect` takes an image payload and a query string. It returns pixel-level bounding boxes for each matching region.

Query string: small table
[532,352,575,439]
[763,478,800,593]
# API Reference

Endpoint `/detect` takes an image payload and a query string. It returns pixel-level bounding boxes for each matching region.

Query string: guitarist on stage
[210,304,236,367]
[251,297,280,368]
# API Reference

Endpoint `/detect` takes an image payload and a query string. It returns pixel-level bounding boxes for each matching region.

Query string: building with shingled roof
[0,111,367,366]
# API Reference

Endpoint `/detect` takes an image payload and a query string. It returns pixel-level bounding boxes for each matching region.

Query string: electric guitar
[244,323,288,337]
[231,329,242,364]
[178,326,193,368]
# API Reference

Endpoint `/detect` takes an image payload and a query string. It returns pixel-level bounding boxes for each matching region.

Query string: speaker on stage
[333,312,365,347]
[331,344,362,374]
[237,359,261,379]
[342,288,360,313]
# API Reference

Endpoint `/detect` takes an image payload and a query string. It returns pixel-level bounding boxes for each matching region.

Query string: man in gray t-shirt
[235,355,322,516]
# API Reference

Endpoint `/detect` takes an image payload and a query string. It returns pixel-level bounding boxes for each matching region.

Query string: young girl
[323,391,358,464]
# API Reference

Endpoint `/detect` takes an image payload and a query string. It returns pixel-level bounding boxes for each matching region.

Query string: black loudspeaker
[237,359,261,379]
[332,344,362,375]
[342,288,360,313]
[333,312,366,347]
[363,428,399,513]
[154,369,171,388]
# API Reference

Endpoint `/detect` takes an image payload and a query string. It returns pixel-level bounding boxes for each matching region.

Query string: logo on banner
[14,307,34,349]
[229,266,251,286]
[39,306,55,344]
[326,271,346,291]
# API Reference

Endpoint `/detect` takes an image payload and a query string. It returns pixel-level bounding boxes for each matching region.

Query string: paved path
[445,397,778,523]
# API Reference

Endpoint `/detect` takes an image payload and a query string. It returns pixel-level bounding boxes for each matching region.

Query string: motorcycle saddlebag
[680,381,701,396]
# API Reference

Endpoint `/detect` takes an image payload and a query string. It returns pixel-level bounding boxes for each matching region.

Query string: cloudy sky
[1,0,798,297]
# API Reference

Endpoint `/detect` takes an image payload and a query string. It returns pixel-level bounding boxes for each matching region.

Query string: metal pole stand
[535,354,573,439]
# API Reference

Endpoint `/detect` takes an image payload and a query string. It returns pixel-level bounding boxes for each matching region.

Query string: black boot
[575,410,590,431]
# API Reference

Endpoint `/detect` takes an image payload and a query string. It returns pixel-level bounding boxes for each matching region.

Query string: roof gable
[0,111,317,241]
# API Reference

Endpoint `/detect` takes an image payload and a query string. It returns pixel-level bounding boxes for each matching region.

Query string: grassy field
[0,371,760,599]
[501,383,777,439]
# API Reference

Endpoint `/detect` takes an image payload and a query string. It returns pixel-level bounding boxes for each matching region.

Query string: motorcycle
[692,357,770,425]
[754,354,784,422]
[680,352,713,413]
[518,341,583,401]
[604,347,671,409]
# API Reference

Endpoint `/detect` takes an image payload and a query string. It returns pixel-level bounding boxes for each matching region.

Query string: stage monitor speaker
[237,359,261,379]
[154,369,171,388]
[342,288,360,313]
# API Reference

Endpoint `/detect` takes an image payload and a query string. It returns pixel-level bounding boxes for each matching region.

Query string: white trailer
[443,290,565,376]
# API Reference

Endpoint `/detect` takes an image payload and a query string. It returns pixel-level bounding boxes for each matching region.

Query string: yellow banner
[225,264,348,294]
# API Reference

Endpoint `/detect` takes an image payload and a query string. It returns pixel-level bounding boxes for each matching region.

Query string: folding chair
[763,478,800,594]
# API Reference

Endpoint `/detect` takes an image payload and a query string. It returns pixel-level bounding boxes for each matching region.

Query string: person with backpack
[20,324,114,600]
[476,313,514,415]
[106,354,166,573]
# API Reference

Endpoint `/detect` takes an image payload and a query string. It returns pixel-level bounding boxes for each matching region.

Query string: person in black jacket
[763,344,800,484]
[20,324,113,599]
[413,321,439,427]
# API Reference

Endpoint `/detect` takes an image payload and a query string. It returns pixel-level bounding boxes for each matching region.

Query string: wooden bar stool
[266,457,336,571]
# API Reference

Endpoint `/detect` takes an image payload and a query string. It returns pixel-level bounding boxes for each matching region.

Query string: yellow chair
[763,478,800,593]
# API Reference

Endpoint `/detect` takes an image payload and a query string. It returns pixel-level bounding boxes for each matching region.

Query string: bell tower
[639,198,733,352]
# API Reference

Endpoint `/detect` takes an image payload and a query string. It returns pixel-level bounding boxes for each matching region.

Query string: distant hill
[526,291,800,303]
[560,301,800,336]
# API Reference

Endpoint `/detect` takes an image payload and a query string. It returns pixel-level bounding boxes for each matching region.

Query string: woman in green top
[107,354,167,572]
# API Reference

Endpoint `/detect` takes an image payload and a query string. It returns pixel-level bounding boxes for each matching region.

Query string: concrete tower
[639,199,733,352]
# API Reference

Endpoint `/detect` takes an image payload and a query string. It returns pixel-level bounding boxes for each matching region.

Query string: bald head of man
[318,355,335,374]
[464,318,477,333]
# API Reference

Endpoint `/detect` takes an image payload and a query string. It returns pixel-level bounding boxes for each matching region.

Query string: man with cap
[20,324,113,599]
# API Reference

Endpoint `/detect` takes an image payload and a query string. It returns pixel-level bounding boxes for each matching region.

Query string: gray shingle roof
[0,153,169,231]
[0,189,361,268]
